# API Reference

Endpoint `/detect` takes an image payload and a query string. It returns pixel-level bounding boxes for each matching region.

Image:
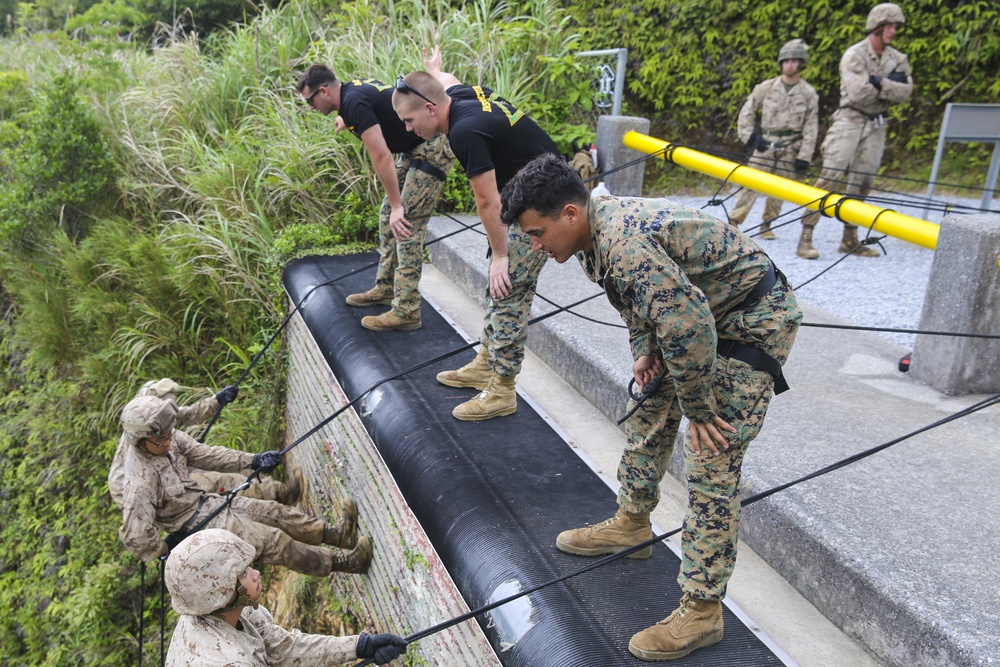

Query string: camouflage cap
[165,529,256,616]
[866,3,905,32]
[120,395,178,450]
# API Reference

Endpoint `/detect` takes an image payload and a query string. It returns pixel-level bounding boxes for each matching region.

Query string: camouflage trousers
[618,280,801,601]
[801,108,887,230]
[729,142,803,226]
[200,494,334,577]
[373,134,456,319]
[478,226,548,378]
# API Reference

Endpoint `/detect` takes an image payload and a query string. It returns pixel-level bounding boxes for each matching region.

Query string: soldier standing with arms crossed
[796,3,913,259]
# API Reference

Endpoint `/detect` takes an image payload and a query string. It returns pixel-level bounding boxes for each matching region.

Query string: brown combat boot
[757,220,776,240]
[452,373,517,421]
[330,535,372,575]
[275,468,302,506]
[628,592,724,661]
[556,508,653,559]
[436,346,491,390]
[838,225,880,257]
[323,497,358,549]
[345,286,392,307]
[361,310,421,331]
[796,227,819,259]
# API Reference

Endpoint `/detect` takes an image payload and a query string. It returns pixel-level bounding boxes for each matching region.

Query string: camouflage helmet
[165,529,256,616]
[138,378,181,399]
[120,395,178,449]
[778,39,809,65]
[866,3,905,33]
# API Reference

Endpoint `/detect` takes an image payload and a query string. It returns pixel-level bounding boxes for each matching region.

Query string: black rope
[177,291,606,538]
[617,364,669,425]
[159,559,166,667]
[138,560,144,667]
[352,390,1000,666]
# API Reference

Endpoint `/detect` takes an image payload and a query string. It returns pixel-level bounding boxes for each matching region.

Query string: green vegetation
[1,1,997,664]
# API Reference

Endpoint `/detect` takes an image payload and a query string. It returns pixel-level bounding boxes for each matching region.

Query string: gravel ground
[664,188,998,350]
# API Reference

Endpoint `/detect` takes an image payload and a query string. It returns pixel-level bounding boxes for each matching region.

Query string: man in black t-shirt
[392,63,560,421]
[297,64,455,331]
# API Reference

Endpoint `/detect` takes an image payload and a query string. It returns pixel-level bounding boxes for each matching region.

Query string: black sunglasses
[303,85,325,108]
[395,75,436,107]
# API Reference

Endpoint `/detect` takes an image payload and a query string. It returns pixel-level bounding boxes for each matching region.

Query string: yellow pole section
[623,131,940,250]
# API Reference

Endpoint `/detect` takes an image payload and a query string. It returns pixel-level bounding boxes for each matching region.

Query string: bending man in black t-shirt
[392,61,560,421]
[297,65,455,331]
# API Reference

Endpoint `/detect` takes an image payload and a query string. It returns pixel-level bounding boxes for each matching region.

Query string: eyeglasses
[145,431,172,447]
[303,85,325,108]
[395,75,436,107]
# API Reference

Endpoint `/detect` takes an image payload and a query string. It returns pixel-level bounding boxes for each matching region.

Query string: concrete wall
[285,308,500,666]
[911,213,1000,394]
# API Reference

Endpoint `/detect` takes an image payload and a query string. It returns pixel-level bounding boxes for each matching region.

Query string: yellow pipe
[623,131,940,250]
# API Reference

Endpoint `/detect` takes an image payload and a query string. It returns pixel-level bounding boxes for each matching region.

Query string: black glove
[746,132,770,153]
[251,450,283,474]
[869,75,882,90]
[356,632,408,665]
[215,384,239,407]
[794,159,810,176]
[887,70,908,84]
[164,532,185,552]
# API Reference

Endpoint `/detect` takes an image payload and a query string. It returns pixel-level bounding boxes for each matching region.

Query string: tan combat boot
[361,310,421,331]
[436,346,491,390]
[452,373,516,421]
[275,469,302,506]
[345,286,392,307]
[757,220,776,240]
[323,497,358,549]
[628,592,724,661]
[838,225,880,257]
[556,508,653,559]
[330,535,372,575]
[796,227,819,259]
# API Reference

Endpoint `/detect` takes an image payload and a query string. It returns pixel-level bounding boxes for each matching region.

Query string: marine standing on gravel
[107,379,300,508]
[392,58,560,422]
[115,393,371,577]
[730,39,818,240]
[797,3,913,259]
[500,154,801,662]
[165,529,408,666]
[297,64,456,332]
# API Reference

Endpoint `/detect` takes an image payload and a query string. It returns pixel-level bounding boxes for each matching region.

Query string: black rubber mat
[284,252,786,667]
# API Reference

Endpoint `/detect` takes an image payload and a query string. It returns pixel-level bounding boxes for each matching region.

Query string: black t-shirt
[446,85,560,192]
[339,79,424,154]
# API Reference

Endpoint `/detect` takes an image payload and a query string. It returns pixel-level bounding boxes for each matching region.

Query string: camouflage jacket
[578,197,773,423]
[118,429,253,561]
[108,394,220,508]
[737,76,819,163]
[838,37,913,117]
[166,605,357,666]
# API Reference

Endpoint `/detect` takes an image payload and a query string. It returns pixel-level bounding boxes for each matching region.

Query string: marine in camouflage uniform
[297,65,456,331]
[165,529,406,666]
[500,154,801,661]
[392,65,559,421]
[107,379,295,507]
[115,394,370,577]
[730,39,819,239]
[797,3,913,260]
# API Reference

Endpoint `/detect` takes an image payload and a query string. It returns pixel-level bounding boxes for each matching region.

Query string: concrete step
[423,213,1000,667]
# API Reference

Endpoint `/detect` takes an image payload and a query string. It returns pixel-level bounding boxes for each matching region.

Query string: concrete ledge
[426,215,1000,667]
[285,307,500,666]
